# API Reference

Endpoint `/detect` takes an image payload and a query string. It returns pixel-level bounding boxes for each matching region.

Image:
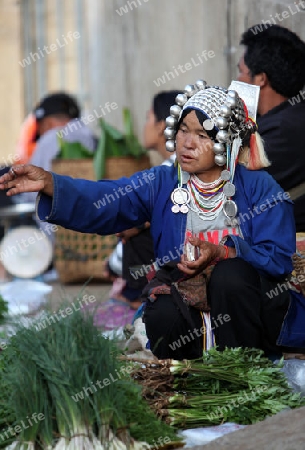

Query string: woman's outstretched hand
[0,164,54,197]
[177,236,235,276]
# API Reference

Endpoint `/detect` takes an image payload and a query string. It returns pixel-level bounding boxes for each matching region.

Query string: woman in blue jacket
[0,82,296,360]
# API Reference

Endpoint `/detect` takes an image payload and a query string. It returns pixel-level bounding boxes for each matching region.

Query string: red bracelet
[223,245,229,260]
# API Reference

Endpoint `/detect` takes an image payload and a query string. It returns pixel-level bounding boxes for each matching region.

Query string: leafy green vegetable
[0,295,8,325]
[0,300,179,448]
[57,136,93,159]
[131,347,305,428]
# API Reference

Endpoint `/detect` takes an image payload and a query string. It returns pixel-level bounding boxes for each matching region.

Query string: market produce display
[0,299,304,449]
[131,347,305,428]
[0,306,180,449]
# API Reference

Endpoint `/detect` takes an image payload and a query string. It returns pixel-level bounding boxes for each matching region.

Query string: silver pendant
[223,182,236,197]
[171,204,180,213]
[223,199,238,219]
[225,217,239,227]
[203,119,214,131]
[171,187,190,214]
[221,169,231,181]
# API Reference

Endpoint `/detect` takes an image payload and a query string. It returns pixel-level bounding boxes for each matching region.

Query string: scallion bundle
[0,303,180,449]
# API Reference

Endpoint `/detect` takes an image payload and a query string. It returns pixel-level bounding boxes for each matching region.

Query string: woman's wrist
[136,221,150,231]
[42,171,54,197]
[219,244,229,260]
[218,244,236,260]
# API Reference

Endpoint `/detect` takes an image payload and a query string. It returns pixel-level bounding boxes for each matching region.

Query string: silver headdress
[165,81,257,159]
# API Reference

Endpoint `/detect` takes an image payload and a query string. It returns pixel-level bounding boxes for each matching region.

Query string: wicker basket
[52,155,151,181]
[51,155,150,283]
[293,232,305,296]
[105,155,151,179]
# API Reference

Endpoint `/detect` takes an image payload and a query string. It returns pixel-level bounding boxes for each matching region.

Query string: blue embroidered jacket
[37,163,295,279]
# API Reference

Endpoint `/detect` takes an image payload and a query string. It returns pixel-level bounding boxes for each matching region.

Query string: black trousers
[123,228,155,290]
[144,258,290,360]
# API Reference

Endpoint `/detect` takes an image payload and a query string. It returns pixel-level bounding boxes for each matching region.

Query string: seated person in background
[0,82,296,360]
[30,91,97,172]
[16,114,39,164]
[22,92,97,244]
[238,24,305,232]
[107,90,181,309]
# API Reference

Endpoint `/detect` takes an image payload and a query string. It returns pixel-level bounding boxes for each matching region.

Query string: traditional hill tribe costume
[35,81,296,359]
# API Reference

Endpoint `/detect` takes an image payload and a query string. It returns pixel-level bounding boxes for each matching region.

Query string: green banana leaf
[123,107,133,136]
[93,122,106,180]
[57,108,147,181]
[57,136,93,159]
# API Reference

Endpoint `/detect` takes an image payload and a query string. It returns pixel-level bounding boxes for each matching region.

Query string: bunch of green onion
[0,303,180,449]
[131,347,305,428]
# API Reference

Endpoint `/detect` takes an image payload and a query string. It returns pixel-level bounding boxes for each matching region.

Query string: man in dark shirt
[238,24,305,231]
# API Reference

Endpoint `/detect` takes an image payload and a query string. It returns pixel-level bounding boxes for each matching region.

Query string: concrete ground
[190,406,305,450]
[46,277,112,310]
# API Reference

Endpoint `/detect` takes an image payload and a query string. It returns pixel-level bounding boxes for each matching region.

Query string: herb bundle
[131,347,305,428]
[0,304,180,449]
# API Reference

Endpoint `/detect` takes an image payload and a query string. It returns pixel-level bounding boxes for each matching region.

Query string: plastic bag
[277,359,305,396]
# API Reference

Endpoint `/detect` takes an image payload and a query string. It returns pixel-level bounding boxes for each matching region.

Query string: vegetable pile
[0,305,180,449]
[57,107,147,180]
[131,347,305,428]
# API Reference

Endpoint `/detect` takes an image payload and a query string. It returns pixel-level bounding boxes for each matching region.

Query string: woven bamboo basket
[51,155,151,283]
[292,232,305,297]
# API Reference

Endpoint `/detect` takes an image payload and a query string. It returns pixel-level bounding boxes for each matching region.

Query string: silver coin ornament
[195,79,207,90]
[225,217,239,227]
[171,188,190,205]
[223,199,238,219]
[175,93,188,106]
[166,140,176,152]
[170,104,182,118]
[203,119,214,131]
[213,142,225,155]
[171,188,190,214]
[216,130,230,143]
[223,182,236,197]
[180,204,189,214]
[226,97,237,108]
[221,169,231,181]
[184,84,196,97]
[166,116,178,128]
[215,117,228,129]
[214,154,227,166]
[164,127,175,139]
[172,204,180,213]
[219,105,232,117]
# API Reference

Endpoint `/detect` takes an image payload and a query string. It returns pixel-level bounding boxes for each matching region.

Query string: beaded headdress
[165,80,257,160]
[165,80,266,223]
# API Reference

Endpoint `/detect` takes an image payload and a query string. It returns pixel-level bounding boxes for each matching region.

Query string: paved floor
[47,278,112,310]
[189,406,305,450]
[0,261,113,315]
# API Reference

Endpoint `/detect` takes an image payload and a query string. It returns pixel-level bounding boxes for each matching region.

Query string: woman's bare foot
[113,294,142,310]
